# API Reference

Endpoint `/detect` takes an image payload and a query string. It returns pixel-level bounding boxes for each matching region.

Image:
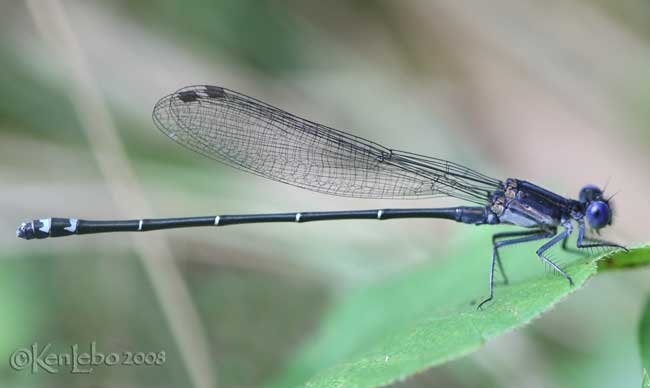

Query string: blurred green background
[1,0,650,387]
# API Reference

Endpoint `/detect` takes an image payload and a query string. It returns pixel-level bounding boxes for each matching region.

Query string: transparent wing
[152,85,502,204]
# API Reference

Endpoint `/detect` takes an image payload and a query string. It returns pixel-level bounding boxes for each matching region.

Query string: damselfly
[17,85,627,307]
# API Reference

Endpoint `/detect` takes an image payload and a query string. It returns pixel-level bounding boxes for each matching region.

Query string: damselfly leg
[536,222,575,286]
[576,221,628,251]
[478,229,555,309]
[491,229,557,285]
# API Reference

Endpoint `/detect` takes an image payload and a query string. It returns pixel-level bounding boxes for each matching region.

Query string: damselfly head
[579,184,613,230]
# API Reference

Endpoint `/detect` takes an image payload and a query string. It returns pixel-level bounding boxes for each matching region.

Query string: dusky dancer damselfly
[16,85,627,308]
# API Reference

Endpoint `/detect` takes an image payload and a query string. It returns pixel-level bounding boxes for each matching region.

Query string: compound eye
[586,200,610,229]
[579,184,603,203]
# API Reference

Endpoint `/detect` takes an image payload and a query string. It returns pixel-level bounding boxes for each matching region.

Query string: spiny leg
[576,221,628,252]
[536,222,575,286]
[478,230,555,310]
[560,233,596,256]
[491,229,552,285]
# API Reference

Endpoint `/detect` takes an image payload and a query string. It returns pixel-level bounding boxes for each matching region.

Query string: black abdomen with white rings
[16,207,490,240]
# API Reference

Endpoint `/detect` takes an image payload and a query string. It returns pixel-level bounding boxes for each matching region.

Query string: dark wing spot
[204,85,226,99]
[177,90,198,102]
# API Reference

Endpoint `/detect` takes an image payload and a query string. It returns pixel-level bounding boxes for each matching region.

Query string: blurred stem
[640,295,650,387]
[24,1,216,387]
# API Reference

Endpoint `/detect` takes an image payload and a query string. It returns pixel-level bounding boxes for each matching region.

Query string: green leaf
[641,295,650,388]
[598,246,650,272]
[268,228,650,388]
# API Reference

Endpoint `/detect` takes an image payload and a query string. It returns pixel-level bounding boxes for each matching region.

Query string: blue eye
[586,201,611,229]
